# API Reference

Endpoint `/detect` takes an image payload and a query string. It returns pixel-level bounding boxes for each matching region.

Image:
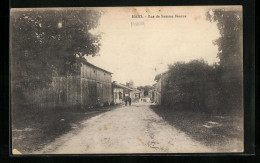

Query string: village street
[34,103,214,154]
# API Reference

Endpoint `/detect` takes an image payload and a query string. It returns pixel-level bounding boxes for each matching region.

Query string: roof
[78,58,113,75]
[154,71,169,81]
[134,89,142,94]
[112,82,133,90]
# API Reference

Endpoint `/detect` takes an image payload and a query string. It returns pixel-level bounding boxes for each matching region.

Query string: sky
[86,7,220,87]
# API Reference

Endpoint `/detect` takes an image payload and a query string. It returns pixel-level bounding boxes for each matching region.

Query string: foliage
[158,9,243,115]
[206,8,242,74]
[163,59,215,111]
[206,8,243,114]
[167,59,214,83]
[137,85,154,92]
[11,9,101,91]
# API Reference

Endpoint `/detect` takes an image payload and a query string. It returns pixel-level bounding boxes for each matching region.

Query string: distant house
[112,82,133,104]
[125,81,135,99]
[154,72,169,105]
[133,88,142,101]
[124,81,141,101]
[112,82,124,104]
[148,89,155,102]
[33,58,113,108]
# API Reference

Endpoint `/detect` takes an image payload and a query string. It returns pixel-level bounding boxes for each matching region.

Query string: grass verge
[150,105,243,152]
[12,104,120,154]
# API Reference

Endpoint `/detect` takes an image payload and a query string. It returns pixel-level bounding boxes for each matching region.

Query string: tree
[11,9,101,91]
[206,8,242,75]
[164,59,215,110]
[206,8,243,115]
[167,59,213,81]
[137,85,154,91]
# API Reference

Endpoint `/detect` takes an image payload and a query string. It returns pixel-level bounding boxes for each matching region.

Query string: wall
[154,75,163,105]
[80,63,112,107]
[30,76,81,108]
[30,62,113,109]
[113,87,123,104]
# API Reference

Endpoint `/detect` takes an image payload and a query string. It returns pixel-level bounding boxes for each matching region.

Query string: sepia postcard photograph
[10,6,243,154]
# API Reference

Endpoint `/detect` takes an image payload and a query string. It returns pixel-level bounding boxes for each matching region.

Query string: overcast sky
[86,7,220,87]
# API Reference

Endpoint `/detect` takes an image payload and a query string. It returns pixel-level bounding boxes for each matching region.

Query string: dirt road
[35,103,213,154]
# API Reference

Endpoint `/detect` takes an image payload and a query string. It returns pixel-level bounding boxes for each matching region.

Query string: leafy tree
[11,9,101,92]
[206,8,242,75]
[206,8,243,115]
[155,8,243,114]
[167,59,213,83]
[164,59,214,110]
[137,85,154,92]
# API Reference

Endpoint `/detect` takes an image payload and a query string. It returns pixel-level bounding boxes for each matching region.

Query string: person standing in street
[125,97,128,106]
[129,97,132,106]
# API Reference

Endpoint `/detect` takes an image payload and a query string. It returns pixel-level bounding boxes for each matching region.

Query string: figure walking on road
[125,96,131,106]
[125,97,128,106]
[129,97,132,106]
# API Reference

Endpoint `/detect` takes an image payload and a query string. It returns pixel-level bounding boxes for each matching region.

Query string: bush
[161,59,242,115]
